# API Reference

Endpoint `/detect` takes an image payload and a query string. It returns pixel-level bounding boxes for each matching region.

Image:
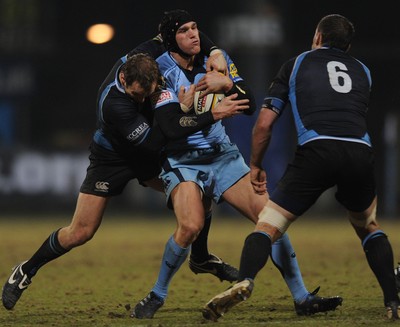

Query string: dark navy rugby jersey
[94,38,165,155]
[95,54,154,153]
[263,47,372,146]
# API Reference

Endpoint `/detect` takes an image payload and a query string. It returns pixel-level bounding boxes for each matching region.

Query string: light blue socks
[152,235,190,299]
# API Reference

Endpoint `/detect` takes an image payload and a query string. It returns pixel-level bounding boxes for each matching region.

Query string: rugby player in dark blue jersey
[1,40,249,311]
[203,14,400,321]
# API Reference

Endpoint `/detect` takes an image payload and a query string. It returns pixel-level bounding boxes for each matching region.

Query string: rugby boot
[394,263,400,294]
[131,291,164,319]
[189,253,238,282]
[386,301,400,320]
[2,261,31,310]
[202,279,254,321]
[294,286,343,315]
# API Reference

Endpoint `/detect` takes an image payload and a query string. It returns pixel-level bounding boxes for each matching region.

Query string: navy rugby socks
[22,229,69,278]
[190,212,212,262]
[363,230,399,304]
[238,232,272,281]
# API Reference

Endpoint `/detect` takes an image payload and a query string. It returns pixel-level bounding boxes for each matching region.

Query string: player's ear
[119,72,126,87]
[315,31,323,46]
[158,75,166,90]
[311,30,322,49]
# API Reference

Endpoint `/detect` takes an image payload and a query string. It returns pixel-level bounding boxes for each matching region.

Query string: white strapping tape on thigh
[258,205,292,234]
[348,203,377,228]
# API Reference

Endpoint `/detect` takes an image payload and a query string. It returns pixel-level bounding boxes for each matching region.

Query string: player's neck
[171,52,195,71]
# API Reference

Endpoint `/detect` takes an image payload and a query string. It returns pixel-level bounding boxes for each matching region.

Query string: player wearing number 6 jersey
[203,14,400,321]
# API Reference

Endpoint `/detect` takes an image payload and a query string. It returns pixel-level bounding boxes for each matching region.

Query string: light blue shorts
[160,143,250,207]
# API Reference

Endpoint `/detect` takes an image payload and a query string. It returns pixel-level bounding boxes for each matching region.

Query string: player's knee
[78,229,96,245]
[177,221,203,243]
[65,225,96,247]
[348,202,377,230]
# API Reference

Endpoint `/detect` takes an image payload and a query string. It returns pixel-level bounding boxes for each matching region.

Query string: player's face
[175,21,200,56]
[125,81,157,103]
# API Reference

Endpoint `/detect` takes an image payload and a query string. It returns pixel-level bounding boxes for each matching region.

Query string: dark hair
[121,53,160,93]
[159,9,194,54]
[317,14,355,51]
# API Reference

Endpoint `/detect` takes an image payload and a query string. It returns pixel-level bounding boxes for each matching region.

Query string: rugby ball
[194,91,225,115]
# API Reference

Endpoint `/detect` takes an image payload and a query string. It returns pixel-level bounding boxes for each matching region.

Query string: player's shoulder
[156,52,178,74]
[156,53,185,90]
[216,49,243,82]
[150,89,179,109]
[103,87,135,111]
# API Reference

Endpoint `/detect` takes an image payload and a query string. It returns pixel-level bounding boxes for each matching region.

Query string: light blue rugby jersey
[154,51,243,151]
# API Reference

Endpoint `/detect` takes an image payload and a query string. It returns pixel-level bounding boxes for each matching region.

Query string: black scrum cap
[159,9,194,54]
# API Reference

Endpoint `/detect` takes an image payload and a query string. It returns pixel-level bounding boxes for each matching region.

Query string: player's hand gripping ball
[193,91,225,115]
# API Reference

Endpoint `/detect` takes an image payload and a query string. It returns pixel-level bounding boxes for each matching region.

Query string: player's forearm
[155,103,215,140]
[199,31,219,56]
[225,81,256,115]
[250,121,272,167]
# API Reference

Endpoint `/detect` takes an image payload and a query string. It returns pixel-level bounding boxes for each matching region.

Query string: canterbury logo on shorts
[95,181,109,193]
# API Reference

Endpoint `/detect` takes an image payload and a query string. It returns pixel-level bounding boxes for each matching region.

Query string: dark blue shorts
[80,142,160,197]
[270,139,376,215]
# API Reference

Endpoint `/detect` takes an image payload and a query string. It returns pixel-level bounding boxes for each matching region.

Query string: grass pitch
[0,214,399,327]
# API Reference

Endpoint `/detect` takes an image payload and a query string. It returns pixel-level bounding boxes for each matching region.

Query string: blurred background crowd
[0,0,398,217]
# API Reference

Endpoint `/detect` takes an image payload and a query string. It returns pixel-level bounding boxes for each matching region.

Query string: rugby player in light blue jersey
[132,9,342,320]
